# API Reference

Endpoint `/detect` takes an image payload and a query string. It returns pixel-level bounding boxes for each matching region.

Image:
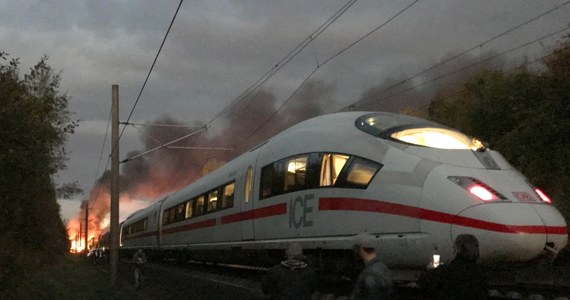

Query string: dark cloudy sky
[1,0,568,219]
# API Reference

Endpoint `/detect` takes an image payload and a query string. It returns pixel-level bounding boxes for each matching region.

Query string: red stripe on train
[161,203,287,236]
[319,197,567,235]
[162,218,217,235]
[221,203,287,224]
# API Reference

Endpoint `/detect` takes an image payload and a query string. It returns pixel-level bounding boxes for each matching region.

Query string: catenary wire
[354,26,570,110]
[203,0,420,159]
[343,0,570,110]
[112,0,184,153]
[205,0,358,127]
[120,0,358,163]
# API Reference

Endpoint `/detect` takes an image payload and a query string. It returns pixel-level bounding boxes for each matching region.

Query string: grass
[0,254,131,299]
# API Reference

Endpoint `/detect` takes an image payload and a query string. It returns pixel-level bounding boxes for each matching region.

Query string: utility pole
[84,201,89,255]
[78,223,82,253]
[110,84,120,285]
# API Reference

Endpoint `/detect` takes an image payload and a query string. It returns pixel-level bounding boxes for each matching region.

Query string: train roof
[281,111,446,135]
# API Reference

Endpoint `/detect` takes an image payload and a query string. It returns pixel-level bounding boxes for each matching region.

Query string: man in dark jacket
[419,234,488,299]
[435,234,488,299]
[351,232,393,300]
[261,243,318,300]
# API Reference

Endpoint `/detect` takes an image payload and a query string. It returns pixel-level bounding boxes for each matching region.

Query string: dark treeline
[0,52,79,280]
[426,35,570,220]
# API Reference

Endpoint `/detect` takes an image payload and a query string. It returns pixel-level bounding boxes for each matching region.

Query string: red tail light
[534,188,552,203]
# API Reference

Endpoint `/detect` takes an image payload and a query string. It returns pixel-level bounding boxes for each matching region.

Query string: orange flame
[68,162,215,253]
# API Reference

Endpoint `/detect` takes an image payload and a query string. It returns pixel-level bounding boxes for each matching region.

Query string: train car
[120,199,166,258]
[120,111,568,279]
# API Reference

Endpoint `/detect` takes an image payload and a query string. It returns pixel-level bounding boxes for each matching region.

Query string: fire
[67,158,226,253]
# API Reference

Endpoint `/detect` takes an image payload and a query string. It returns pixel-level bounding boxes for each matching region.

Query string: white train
[120,111,567,279]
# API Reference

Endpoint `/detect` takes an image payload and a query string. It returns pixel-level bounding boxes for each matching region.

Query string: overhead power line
[205,0,359,127]
[120,121,203,129]
[113,0,184,151]
[416,48,564,113]
[353,26,570,110]
[118,0,359,164]
[343,0,570,110]
[120,126,207,163]
[211,0,420,155]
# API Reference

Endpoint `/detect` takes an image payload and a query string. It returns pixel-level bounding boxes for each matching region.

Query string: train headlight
[469,185,496,201]
[534,188,552,204]
[448,176,506,202]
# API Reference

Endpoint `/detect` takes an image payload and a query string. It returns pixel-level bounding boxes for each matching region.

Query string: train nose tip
[451,203,568,262]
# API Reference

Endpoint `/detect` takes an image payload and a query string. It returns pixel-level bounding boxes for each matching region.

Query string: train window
[208,190,219,212]
[127,218,148,234]
[261,161,284,199]
[195,195,205,215]
[273,161,285,195]
[391,127,484,150]
[260,164,274,199]
[222,182,235,209]
[337,157,381,189]
[320,154,349,186]
[185,200,194,219]
[245,166,253,203]
[175,203,186,222]
[162,209,171,225]
[284,155,308,192]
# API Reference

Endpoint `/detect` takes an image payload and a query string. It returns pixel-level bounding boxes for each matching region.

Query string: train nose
[450,203,568,263]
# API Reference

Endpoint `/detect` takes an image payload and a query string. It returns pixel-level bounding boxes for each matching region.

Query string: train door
[157,198,166,248]
[241,165,255,240]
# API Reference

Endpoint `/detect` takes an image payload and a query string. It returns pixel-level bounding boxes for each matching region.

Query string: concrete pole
[110,84,120,285]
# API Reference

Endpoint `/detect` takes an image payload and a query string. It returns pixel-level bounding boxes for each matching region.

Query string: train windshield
[356,113,484,150]
[391,127,484,150]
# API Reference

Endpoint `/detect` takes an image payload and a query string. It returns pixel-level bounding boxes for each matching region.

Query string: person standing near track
[261,243,319,300]
[132,249,147,290]
[351,232,393,300]
[432,234,488,300]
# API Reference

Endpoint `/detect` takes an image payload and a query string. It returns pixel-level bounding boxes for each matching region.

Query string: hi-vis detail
[289,194,315,228]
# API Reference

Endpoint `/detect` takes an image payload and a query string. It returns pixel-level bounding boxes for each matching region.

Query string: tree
[427,36,570,219]
[0,52,78,276]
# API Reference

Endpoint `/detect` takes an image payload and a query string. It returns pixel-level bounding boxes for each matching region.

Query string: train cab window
[195,195,205,216]
[320,154,349,186]
[245,166,253,203]
[208,190,219,212]
[391,127,484,150]
[222,182,235,209]
[355,113,485,151]
[185,200,194,219]
[284,155,308,192]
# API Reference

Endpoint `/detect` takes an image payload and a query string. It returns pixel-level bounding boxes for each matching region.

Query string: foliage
[56,181,83,199]
[0,52,78,277]
[0,255,116,299]
[427,37,570,219]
